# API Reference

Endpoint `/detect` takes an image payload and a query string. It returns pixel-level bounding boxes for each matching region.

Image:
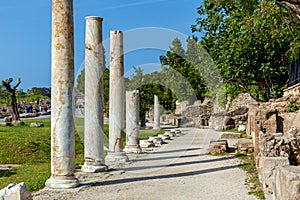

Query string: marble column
[46,0,79,188]
[153,95,161,130]
[81,16,108,173]
[124,90,142,154]
[105,30,129,163]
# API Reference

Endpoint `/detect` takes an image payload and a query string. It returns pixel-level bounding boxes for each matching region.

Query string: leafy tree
[126,67,176,127]
[160,38,208,102]
[192,0,300,102]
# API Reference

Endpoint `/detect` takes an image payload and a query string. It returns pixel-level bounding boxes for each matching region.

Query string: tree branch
[279,1,300,19]
[13,77,21,90]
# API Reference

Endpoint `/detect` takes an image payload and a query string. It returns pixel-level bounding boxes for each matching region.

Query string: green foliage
[193,0,300,102]
[126,67,177,126]
[287,102,299,112]
[160,37,209,102]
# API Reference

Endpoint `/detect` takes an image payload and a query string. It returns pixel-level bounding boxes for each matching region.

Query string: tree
[126,67,177,127]
[2,78,21,122]
[160,38,208,102]
[193,0,300,102]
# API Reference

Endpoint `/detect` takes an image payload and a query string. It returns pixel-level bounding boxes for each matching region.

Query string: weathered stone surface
[209,140,228,154]
[140,140,155,148]
[153,95,160,130]
[124,90,142,154]
[106,30,128,163]
[209,112,226,131]
[4,117,12,122]
[30,122,44,127]
[274,166,300,200]
[46,0,79,189]
[0,122,11,127]
[0,182,32,200]
[81,16,107,173]
[237,138,253,153]
[257,157,289,194]
[220,132,241,139]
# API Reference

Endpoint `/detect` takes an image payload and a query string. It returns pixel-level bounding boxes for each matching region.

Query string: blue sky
[0,0,202,90]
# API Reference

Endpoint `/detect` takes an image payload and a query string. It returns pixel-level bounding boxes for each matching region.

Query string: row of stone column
[47,0,161,189]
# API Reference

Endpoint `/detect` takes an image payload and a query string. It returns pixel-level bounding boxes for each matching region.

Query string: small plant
[287,103,299,112]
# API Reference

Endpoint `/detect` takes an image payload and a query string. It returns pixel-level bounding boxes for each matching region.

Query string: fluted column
[153,95,161,130]
[81,16,108,173]
[105,30,129,164]
[46,0,79,188]
[124,90,142,153]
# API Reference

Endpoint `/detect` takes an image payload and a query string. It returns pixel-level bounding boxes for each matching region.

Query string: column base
[105,151,129,164]
[45,175,79,189]
[81,162,108,173]
[124,145,142,154]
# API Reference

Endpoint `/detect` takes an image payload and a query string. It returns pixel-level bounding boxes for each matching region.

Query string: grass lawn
[0,117,162,191]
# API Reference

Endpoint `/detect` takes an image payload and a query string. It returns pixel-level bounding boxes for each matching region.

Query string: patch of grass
[287,103,299,112]
[237,152,265,200]
[210,152,230,156]
[0,118,84,191]
[140,129,165,140]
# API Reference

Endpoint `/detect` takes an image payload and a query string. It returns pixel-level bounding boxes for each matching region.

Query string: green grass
[237,152,265,200]
[0,117,165,191]
[140,129,165,140]
[0,118,84,191]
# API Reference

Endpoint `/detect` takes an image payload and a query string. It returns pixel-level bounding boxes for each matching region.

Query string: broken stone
[220,132,241,139]
[30,123,44,127]
[209,140,228,154]
[140,140,155,148]
[237,138,254,153]
[0,182,32,200]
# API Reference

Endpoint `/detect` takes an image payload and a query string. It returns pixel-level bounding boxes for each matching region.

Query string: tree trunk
[11,90,20,121]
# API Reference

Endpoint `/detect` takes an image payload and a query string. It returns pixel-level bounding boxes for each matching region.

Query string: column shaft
[106,30,128,163]
[46,0,79,188]
[81,16,107,173]
[124,90,142,153]
[153,95,161,130]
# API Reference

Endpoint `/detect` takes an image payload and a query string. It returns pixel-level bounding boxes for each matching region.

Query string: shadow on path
[124,156,236,172]
[88,165,239,187]
[150,148,201,155]
[131,153,207,162]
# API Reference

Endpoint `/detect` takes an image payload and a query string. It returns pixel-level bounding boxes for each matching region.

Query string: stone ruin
[246,94,300,199]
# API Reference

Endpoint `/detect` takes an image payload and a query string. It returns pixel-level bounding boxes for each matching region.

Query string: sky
[0,0,202,91]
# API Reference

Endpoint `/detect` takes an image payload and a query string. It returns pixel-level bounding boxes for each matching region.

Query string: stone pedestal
[105,30,128,164]
[46,0,79,189]
[153,95,160,130]
[124,90,142,154]
[81,16,107,173]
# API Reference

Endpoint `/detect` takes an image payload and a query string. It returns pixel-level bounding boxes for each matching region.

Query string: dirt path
[33,128,258,200]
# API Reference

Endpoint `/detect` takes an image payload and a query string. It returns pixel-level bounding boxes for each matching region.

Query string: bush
[287,103,299,112]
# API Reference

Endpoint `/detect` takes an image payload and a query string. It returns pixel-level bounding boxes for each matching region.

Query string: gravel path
[33,128,258,200]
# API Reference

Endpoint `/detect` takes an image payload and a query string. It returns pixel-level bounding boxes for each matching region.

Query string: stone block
[220,132,241,139]
[237,138,254,153]
[238,124,246,132]
[209,140,228,154]
[4,117,12,122]
[30,123,44,127]
[274,166,300,200]
[257,157,289,194]
[140,140,155,148]
[0,122,11,127]
[0,182,32,200]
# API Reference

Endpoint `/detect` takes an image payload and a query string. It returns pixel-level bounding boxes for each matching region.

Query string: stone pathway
[33,128,258,200]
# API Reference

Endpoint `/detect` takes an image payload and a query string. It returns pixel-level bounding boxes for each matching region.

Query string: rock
[209,140,228,154]
[0,182,32,200]
[257,157,289,194]
[0,122,11,127]
[30,123,44,127]
[274,166,300,200]
[4,117,12,122]
[140,140,155,148]
[238,124,246,132]
[220,133,241,139]
[237,138,254,153]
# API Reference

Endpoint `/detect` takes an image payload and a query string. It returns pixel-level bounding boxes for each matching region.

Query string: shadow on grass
[88,164,239,187]
[0,170,16,178]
